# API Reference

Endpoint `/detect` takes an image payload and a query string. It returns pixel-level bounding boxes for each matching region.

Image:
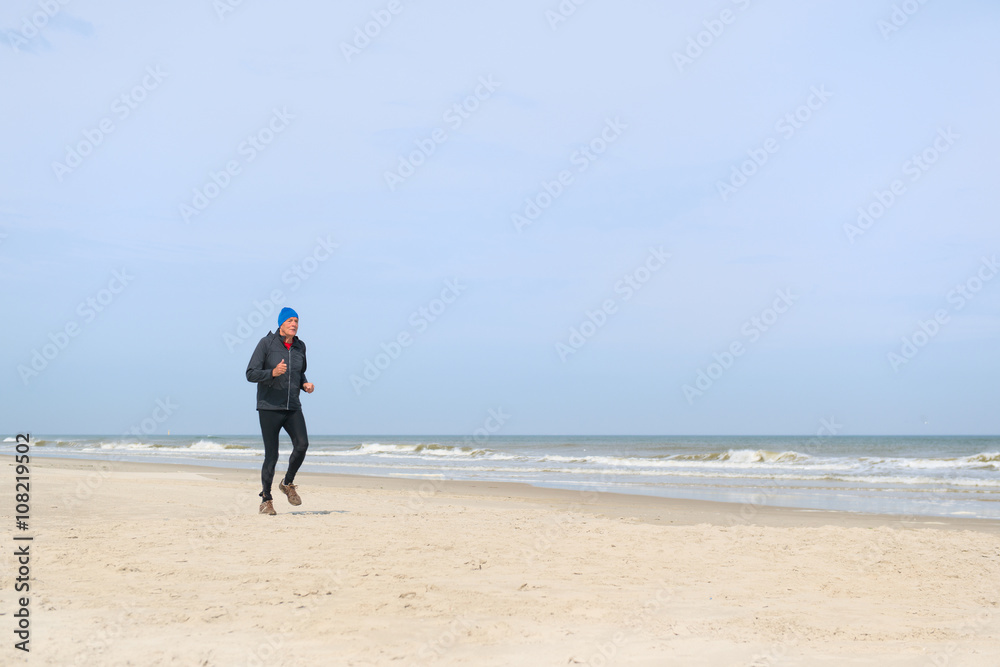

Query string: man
[246,307,315,515]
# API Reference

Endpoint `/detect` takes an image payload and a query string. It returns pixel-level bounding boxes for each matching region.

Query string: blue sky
[2,0,998,436]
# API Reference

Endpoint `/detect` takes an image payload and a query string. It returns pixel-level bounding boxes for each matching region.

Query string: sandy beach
[3,456,999,666]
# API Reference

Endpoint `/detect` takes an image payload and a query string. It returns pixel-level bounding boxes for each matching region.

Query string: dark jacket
[246,330,309,411]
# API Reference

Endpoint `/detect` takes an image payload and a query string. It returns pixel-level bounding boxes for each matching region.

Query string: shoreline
[17,454,1000,532]
[20,433,1000,522]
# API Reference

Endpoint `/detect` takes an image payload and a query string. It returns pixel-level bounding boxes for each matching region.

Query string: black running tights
[258,409,309,501]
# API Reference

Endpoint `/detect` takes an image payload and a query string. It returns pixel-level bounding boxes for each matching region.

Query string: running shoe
[279,481,302,506]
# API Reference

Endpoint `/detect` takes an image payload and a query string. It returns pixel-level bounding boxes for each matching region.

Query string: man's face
[280,317,298,337]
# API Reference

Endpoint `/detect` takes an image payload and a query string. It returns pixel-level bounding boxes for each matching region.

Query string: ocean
[13,434,1000,519]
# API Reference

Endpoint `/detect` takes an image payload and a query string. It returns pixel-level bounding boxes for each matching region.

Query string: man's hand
[302,382,314,393]
[272,360,287,377]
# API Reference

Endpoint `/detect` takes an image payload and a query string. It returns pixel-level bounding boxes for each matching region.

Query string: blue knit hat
[278,307,298,328]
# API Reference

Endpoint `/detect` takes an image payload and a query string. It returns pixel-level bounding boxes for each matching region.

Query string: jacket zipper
[286,334,291,410]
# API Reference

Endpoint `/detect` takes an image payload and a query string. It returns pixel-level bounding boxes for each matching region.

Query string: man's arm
[246,339,274,383]
[300,342,308,386]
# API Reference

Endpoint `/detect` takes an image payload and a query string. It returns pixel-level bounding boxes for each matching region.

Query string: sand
[2,455,999,666]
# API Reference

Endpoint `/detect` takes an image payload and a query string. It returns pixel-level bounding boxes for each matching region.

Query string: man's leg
[281,409,310,486]
[258,409,285,501]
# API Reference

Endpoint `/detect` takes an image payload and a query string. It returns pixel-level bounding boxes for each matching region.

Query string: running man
[246,307,315,515]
